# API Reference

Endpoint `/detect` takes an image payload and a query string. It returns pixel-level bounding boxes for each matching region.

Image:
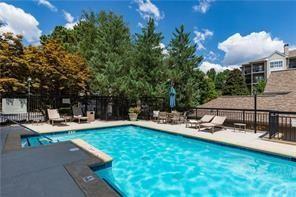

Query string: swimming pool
[22,125,296,196]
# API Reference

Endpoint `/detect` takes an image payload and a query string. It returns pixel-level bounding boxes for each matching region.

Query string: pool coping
[131,123,296,161]
[23,122,296,160]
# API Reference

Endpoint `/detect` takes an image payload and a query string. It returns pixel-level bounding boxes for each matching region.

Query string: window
[270,60,283,69]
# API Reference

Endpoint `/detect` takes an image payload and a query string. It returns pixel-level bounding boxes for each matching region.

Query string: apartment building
[241,44,296,93]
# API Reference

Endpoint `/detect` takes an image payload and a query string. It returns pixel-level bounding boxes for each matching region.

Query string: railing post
[254,92,257,133]
[269,111,279,139]
[195,108,198,120]
[243,110,245,124]
[216,109,219,116]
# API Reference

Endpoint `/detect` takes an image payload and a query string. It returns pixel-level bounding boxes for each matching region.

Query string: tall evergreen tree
[85,11,133,96]
[167,25,203,109]
[222,69,248,95]
[133,18,167,97]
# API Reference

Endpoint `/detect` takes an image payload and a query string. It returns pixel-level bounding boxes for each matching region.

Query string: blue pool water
[22,126,296,196]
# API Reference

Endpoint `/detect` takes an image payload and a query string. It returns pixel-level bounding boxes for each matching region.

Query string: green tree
[255,80,266,94]
[222,69,248,95]
[203,77,218,102]
[215,69,230,95]
[207,68,216,82]
[88,11,133,96]
[133,18,167,97]
[167,25,203,109]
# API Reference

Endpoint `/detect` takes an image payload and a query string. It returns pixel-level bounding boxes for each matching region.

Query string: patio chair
[198,116,226,133]
[47,109,66,126]
[171,112,181,124]
[158,112,167,124]
[72,106,88,123]
[153,110,160,121]
[179,111,187,124]
[186,115,214,128]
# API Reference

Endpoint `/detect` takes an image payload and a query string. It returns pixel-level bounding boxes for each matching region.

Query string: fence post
[254,92,257,133]
[195,108,198,120]
[269,111,279,139]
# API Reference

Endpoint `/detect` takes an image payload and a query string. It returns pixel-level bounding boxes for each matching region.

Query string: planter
[129,113,138,121]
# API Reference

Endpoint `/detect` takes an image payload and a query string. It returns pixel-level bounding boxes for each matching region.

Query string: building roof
[200,93,296,112]
[264,69,296,93]
[289,49,296,58]
[199,69,296,112]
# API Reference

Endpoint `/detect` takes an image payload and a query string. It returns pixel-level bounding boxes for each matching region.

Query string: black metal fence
[2,95,296,142]
[187,107,296,142]
[0,94,165,124]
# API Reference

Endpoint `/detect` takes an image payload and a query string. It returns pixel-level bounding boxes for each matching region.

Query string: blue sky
[1,0,296,72]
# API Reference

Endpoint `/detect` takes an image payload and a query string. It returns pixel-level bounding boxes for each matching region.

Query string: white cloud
[218,31,284,65]
[0,2,42,44]
[199,61,239,73]
[193,29,213,50]
[63,10,78,29]
[159,43,168,55]
[193,0,215,14]
[205,51,218,61]
[37,0,57,12]
[134,0,164,21]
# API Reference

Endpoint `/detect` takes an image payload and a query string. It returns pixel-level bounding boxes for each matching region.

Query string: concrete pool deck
[0,125,119,197]
[25,120,296,159]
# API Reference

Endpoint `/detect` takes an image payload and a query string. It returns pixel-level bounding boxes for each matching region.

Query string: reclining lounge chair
[186,115,214,128]
[47,109,66,126]
[198,116,226,133]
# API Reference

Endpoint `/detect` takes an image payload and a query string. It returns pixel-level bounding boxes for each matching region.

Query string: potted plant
[128,107,141,121]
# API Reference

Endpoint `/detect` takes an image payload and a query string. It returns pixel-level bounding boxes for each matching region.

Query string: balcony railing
[253,67,264,73]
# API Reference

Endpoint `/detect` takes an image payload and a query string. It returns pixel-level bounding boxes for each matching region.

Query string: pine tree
[89,11,133,96]
[133,18,167,97]
[167,25,203,109]
[222,69,249,95]
[255,80,266,94]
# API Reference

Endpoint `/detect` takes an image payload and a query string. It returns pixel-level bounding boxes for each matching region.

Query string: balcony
[244,70,251,75]
[253,65,265,73]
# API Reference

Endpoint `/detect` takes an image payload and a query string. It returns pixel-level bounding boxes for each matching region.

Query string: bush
[128,107,141,114]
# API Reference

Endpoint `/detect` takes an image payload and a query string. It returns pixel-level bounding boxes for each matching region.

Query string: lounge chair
[72,106,88,123]
[198,116,226,133]
[186,115,214,128]
[158,112,167,124]
[47,109,66,126]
